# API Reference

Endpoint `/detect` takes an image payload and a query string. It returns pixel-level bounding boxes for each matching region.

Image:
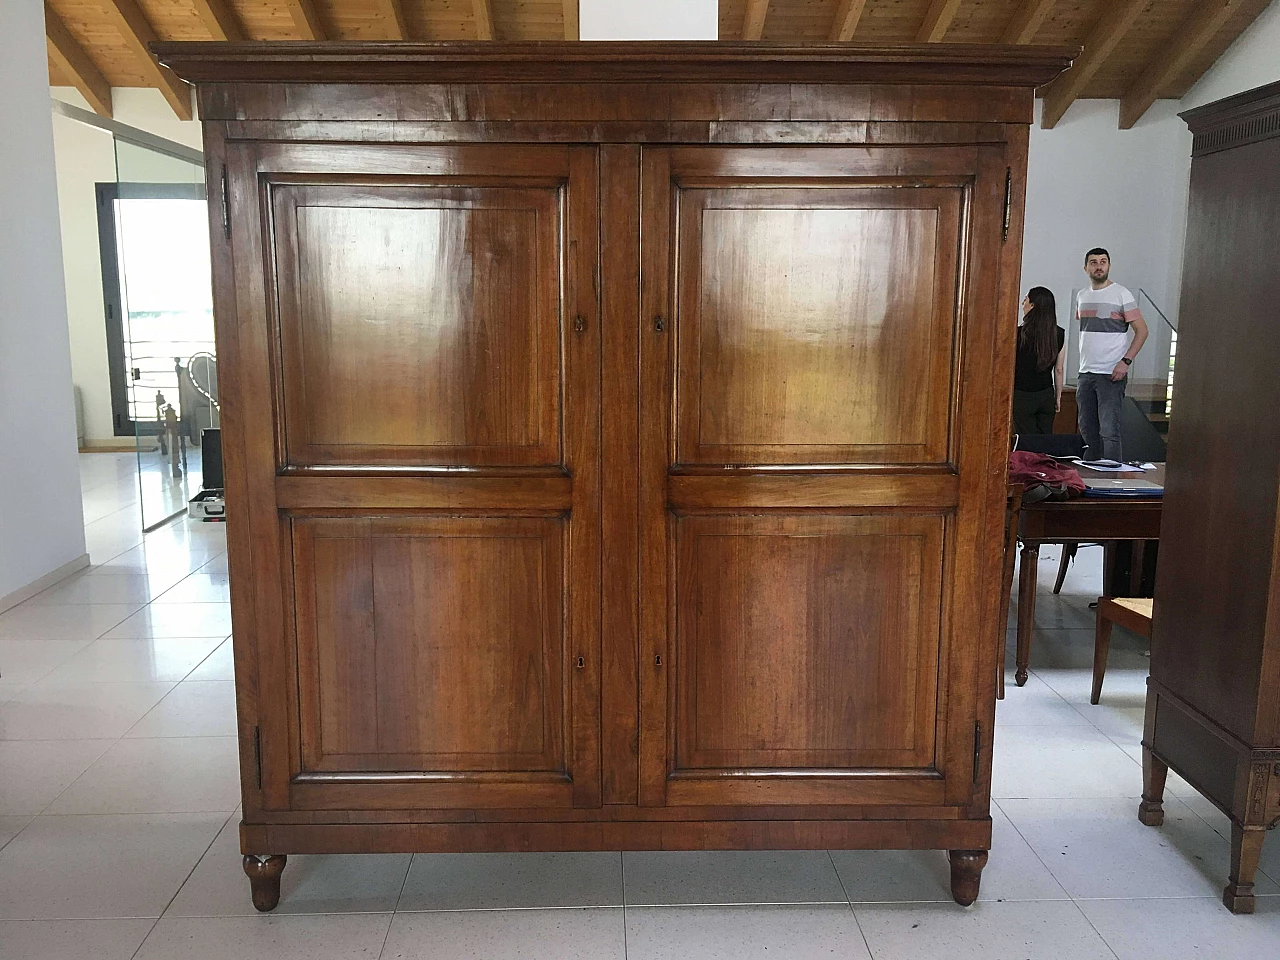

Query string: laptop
[1082,476,1164,498]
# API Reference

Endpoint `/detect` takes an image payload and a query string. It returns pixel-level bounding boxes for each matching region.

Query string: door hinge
[1002,167,1013,242]
[221,165,231,240]
[972,721,983,783]
[252,725,263,789]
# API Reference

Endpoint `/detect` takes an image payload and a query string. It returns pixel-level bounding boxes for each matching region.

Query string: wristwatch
[1120,357,1133,366]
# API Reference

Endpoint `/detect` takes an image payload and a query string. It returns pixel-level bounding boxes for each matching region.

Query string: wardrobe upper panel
[262,148,575,470]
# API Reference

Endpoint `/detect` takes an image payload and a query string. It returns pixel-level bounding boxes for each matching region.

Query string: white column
[0,0,88,607]
[579,0,718,40]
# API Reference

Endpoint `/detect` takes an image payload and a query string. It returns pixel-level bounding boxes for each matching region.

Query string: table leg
[1015,541,1040,686]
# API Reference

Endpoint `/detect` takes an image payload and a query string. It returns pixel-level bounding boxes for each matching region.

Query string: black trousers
[1012,386,1056,436]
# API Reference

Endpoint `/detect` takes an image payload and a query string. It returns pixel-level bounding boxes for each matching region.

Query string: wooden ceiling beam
[45,2,112,117]
[284,0,325,40]
[102,0,191,120]
[916,0,964,43]
[1040,0,1145,129]
[829,0,868,41]
[473,0,494,40]
[563,0,578,40]
[1001,0,1055,44]
[743,0,771,40]
[1119,0,1243,129]
[376,0,409,40]
[190,0,244,41]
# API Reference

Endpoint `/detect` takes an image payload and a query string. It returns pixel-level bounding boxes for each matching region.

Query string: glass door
[100,142,215,531]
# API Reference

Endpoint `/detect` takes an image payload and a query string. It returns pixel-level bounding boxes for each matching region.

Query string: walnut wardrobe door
[226,142,602,812]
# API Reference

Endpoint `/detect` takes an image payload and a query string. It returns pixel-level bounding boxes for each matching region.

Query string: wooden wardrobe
[1140,80,1280,914]
[154,42,1070,911]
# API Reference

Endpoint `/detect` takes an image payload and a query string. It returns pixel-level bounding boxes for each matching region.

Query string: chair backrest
[1119,397,1167,463]
[1012,433,1086,458]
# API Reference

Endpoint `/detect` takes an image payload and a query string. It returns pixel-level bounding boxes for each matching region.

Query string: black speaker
[201,428,223,491]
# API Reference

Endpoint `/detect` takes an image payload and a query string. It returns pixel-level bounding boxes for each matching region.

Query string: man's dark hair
[1085,247,1110,264]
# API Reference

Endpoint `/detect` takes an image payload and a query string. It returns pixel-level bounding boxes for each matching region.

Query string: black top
[1014,325,1065,393]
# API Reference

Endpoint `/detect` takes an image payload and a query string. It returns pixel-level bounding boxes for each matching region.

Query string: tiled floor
[0,452,1277,958]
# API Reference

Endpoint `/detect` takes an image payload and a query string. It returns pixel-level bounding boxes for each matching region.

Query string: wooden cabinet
[1139,80,1280,915]
[155,41,1070,912]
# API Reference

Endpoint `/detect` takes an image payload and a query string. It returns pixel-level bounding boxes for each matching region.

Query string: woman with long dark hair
[1013,286,1066,435]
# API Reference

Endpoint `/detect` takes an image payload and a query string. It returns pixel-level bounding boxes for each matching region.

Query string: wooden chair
[1092,596,1152,704]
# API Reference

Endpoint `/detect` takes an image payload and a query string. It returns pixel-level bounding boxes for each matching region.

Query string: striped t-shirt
[1076,282,1139,374]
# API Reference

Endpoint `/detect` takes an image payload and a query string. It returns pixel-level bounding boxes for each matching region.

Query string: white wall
[579,0,717,40]
[1020,0,1280,393]
[0,0,88,605]
[50,87,203,445]
[51,114,117,444]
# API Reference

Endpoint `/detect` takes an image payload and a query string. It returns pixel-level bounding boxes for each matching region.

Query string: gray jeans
[1076,372,1127,461]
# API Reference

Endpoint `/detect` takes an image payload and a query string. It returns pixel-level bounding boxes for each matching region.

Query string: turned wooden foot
[948,849,988,906]
[1138,746,1167,827]
[1223,824,1266,914]
[243,854,287,912]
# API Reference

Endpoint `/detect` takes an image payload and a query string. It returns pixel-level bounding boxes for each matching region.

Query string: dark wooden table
[1014,464,1164,686]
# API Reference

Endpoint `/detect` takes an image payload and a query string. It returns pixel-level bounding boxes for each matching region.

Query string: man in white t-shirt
[1074,248,1149,461]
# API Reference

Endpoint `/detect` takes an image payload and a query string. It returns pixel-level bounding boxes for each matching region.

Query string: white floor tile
[134,914,392,960]
[41,636,224,683]
[96,544,217,578]
[168,817,410,916]
[1176,790,1232,835]
[0,816,31,850]
[854,899,1115,960]
[27,573,161,606]
[381,908,623,960]
[0,813,225,919]
[996,673,1094,727]
[0,740,113,815]
[991,724,1144,799]
[1075,700,1146,746]
[45,736,241,815]
[999,796,1280,900]
[1078,895,1280,959]
[197,555,228,576]
[153,574,231,605]
[833,806,1067,904]
[398,852,622,911]
[0,680,175,740]
[186,638,234,681]
[0,604,139,641]
[103,603,233,640]
[1038,666,1150,707]
[0,639,92,685]
[85,528,145,566]
[125,681,237,738]
[0,919,155,960]
[622,850,846,906]
[625,904,869,960]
